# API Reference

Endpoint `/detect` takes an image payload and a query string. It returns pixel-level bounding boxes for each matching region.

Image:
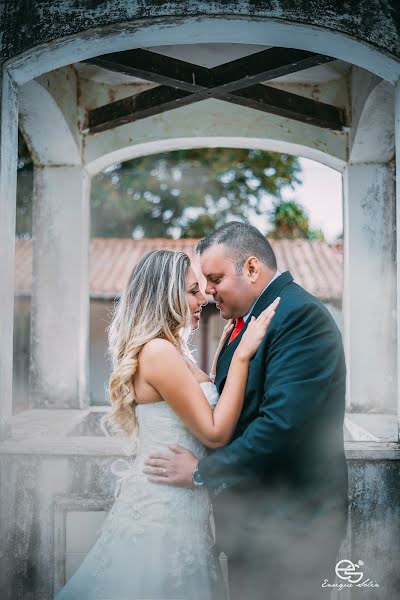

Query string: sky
[252,157,343,243]
[290,158,343,242]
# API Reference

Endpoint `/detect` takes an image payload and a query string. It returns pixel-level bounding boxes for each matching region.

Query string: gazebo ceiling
[78,45,349,135]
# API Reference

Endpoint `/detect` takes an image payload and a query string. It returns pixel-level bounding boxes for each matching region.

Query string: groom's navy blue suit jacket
[198,271,348,554]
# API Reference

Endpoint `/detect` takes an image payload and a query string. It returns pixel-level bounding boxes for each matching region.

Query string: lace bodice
[110,380,219,495]
[136,380,219,457]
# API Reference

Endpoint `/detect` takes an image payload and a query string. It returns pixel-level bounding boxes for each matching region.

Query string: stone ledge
[0,436,124,456]
[344,441,400,460]
[0,408,398,458]
[0,437,399,459]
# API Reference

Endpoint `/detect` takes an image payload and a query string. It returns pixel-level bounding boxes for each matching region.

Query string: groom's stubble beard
[214,272,260,320]
[218,268,274,320]
[217,289,259,321]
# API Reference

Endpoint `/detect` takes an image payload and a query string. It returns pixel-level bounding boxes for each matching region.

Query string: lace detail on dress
[55,381,226,600]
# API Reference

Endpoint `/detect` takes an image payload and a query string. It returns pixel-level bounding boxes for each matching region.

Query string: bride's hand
[236,297,280,360]
[209,319,235,382]
[219,319,235,345]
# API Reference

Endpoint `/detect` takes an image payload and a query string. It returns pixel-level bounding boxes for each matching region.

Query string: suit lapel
[248,270,293,318]
[215,328,243,388]
[215,271,293,390]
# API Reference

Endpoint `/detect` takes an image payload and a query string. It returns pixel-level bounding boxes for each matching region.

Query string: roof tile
[15,237,342,303]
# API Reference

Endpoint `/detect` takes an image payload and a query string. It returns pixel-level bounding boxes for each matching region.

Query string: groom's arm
[198,300,345,494]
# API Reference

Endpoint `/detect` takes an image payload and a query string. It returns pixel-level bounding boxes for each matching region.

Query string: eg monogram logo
[335,560,364,584]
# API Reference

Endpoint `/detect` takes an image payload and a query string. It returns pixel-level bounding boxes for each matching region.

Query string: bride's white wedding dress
[54,381,227,600]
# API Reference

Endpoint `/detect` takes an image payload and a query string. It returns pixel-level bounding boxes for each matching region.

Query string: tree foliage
[268,200,324,241]
[90,148,301,238]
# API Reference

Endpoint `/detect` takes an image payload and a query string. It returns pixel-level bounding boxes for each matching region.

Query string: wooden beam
[85,47,335,95]
[88,86,192,133]
[86,48,345,134]
[223,85,347,131]
[89,82,346,134]
[210,47,335,93]
[85,49,209,92]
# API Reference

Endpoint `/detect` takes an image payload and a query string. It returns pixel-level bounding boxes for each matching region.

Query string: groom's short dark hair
[196,221,277,273]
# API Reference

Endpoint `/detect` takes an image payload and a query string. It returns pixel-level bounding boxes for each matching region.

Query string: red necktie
[229,317,245,344]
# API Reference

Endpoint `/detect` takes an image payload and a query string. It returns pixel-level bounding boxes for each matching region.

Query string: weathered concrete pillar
[395,82,400,440]
[343,162,396,413]
[0,71,18,439]
[30,166,90,408]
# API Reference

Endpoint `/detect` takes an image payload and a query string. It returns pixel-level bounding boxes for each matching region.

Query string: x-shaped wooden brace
[85,48,347,134]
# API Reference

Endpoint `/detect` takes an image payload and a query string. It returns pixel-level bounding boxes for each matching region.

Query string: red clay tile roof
[15,238,343,303]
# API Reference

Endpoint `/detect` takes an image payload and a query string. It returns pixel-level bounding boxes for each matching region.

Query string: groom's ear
[245,256,260,282]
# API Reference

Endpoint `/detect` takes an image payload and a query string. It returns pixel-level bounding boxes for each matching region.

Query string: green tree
[268,200,324,241]
[90,148,301,238]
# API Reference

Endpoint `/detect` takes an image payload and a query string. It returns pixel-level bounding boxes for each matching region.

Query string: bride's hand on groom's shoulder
[237,297,280,361]
[219,319,235,346]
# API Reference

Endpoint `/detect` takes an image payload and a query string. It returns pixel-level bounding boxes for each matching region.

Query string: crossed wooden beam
[85,48,347,135]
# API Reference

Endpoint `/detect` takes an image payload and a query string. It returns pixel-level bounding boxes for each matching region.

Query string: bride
[54,249,278,600]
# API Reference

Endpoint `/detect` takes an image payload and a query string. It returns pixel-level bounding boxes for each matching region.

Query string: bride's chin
[191,321,200,331]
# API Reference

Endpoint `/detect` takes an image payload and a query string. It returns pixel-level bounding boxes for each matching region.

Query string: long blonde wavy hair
[100,249,193,449]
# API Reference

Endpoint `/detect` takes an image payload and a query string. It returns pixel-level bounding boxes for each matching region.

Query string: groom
[145,222,348,600]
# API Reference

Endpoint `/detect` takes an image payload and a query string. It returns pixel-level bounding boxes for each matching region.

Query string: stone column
[395,82,400,440]
[0,71,18,439]
[342,162,396,413]
[30,166,90,408]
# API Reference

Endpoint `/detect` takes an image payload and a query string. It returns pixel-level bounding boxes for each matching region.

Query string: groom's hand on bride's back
[143,444,199,488]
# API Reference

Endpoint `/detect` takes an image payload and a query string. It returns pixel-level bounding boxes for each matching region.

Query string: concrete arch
[6,15,400,87]
[85,135,345,177]
[350,78,395,163]
[19,77,81,166]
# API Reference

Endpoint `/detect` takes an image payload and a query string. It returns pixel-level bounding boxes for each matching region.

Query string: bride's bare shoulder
[140,338,182,362]
[139,339,189,385]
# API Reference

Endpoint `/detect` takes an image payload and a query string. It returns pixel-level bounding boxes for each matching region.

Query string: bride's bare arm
[140,299,279,449]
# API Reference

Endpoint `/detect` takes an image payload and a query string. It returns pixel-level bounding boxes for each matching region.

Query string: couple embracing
[55,221,348,600]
